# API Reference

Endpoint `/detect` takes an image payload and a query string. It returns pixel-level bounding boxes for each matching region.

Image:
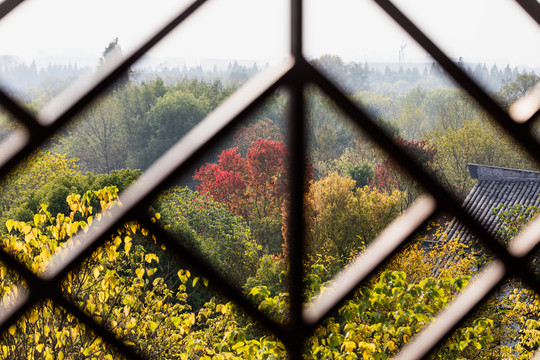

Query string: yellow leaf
[28,311,38,324]
[113,236,122,246]
[125,242,132,255]
[109,275,117,288]
[13,241,23,252]
[36,343,44,353]
[342,340,357,353]
[22,224,32,234]
[136,268,145,279]
[8,325,15,335]
[5,219,13,233]
[145,253,159,263]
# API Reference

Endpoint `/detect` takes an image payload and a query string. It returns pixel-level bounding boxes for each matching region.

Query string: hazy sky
[0,0,539,68]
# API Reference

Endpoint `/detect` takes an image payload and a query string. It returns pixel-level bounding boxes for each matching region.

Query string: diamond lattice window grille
[0,0,539,359]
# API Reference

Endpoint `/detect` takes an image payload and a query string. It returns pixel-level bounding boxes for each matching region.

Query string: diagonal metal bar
[373,0,540,164]
[304,195,437,329]
[0,130,27,170]
[0,284,29,333]
[394,260,506,360]
[532,348,540,360]
[0,0,25,21]
[508,213,540,275]
[515,0,540,28]
[508,83,540,124]
[38,0,210,126]
[0,90,42,133]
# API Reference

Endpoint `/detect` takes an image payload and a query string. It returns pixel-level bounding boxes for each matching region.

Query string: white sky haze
[0,0,539,68]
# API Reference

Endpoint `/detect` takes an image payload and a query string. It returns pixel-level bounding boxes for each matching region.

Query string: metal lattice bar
[0,0,25,21]
[514,0,540,29]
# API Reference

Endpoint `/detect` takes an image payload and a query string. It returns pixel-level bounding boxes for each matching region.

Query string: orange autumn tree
[194,139,288,254]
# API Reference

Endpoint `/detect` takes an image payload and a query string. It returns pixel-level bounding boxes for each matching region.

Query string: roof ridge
[468,163,540,181]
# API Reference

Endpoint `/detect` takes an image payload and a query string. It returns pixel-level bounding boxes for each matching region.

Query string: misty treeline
[0,50,530,102]
[5,51,531,196]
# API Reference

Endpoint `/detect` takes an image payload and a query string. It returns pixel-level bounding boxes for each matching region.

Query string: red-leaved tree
[194,139,289,253]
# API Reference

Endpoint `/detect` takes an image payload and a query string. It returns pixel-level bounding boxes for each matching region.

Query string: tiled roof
[433,164,540,245]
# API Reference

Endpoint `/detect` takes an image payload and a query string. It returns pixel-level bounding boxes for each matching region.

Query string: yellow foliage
[0,186,204,359]
[308,172,404,269]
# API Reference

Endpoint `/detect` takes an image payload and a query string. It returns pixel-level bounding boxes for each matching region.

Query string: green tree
[155,187,261,285]
[428,119,536,199]
[307,88,359,165]
[62,95,127,173]
[423,89,484,132]
[132,79,232,170]
[1,168,141,228]
[0,151,79,217]
[348,162,374,188]
[395,87,428,140]
[496,72,539,108]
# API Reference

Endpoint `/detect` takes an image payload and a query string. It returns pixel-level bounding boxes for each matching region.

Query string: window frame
[0,0,539,358]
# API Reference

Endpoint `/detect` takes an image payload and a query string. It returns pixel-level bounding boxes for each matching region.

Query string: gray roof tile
[434,164,540,246]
